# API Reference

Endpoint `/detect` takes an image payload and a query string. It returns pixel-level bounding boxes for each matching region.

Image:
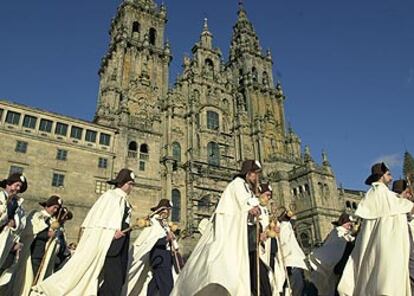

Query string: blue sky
[0,0,413,190]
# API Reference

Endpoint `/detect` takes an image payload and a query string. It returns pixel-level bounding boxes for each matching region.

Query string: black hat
[365,162,389,185]
[107,169,135,187]
[392,179,408,194]
[332,213,352,226]
[151,199,173,212]
[259,183,273,198]
[39,195,63,208]
[0,173,28,194]
[240,160,262,176]
[62,207,73,221]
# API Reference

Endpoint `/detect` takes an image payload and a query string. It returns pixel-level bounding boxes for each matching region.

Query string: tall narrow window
[0,108,4,121]
[172,142,181,162]
[128,141,137,158]
[140,144,149,160]
[149,28,157,45]
[171,189,181,222]
[252,67,258,83]
[207,111,219,130]
[207,142,220,166]
[5,111,21,125]
[132,21,140,33]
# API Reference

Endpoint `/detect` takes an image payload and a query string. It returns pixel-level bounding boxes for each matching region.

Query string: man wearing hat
[32,168,135,296]
[171,160,263,296]
[125,199,178,295]
[309,213,355,296]
[0,173,28,283]
[338,163,414,296]
[7,195,62,296]
[278,206,308,296]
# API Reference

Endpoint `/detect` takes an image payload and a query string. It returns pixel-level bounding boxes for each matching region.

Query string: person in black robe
[31,195,63,279]
[147,199,175,296]
[98,169,135,296]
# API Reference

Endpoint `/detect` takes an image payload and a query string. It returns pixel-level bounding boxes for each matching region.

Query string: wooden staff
[32,208,68,286]
[256,218,260,296]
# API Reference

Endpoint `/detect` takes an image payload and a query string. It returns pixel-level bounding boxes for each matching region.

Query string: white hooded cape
[123,217,176,295]
[171,177,255,296]
[279,221,308,271]
[309,226,354,296]
[337,182,413,296]
[31,188,127,296]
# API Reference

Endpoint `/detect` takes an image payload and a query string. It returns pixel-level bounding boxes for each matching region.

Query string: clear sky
[0,0,413,190]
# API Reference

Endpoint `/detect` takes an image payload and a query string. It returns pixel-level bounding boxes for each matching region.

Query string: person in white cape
[392,179,414,294]
[308,213,355,296]
[171,159,263,296]
[6,195,63,296]
[123,199,180,296]
[0,173,28,285]
[338,162,414,296]
[31,168,135,296]
[278,208,308,296]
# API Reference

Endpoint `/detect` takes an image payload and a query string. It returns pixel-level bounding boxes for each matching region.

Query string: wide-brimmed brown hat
[259,183,273,198]
[0,173,28,194]
[239,160,262,176]
[107,169,135,187]
[365,162,389,185]
[392,179,408,194]
[332,213,352,226]
[151,199,173,212]
[39,195,63,208]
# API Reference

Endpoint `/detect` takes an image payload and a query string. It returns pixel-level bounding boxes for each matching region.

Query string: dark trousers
[98,236,129,296]
[147,267,174,296]
[249,251,272,296]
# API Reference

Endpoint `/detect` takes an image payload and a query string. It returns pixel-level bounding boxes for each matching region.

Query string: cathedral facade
[0,0,362,253]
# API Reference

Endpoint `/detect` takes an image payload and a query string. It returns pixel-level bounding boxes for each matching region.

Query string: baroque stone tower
[93,0,347,252]
[94,0,172,210]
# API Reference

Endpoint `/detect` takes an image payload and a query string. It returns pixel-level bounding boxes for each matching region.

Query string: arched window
[207,142,220,166]
[172,142,181,162]
[132,21,140,33]
[128,141,137,158]
[149,28,157,45]
[304,184,310,195]
[171,189,181,222]
[239,69,244,86]
[262,71,269,86]
[140,144,149,160]
[252,67,258,83]
[346,201,351,209]
[352,202,357,210]
[207,111,219,130]
[300,232,311,249]
[204,58,214,78]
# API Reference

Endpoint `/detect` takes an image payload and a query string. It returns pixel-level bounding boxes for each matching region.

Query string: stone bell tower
[94,0,172,212]
[95,0,171,130]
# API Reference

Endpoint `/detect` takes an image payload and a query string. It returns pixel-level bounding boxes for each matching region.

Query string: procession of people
[0,160,413,295]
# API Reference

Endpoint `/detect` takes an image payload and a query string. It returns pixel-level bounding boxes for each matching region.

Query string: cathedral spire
[200,17,213,49]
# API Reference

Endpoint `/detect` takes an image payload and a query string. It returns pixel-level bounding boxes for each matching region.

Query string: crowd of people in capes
[0,159,413,296]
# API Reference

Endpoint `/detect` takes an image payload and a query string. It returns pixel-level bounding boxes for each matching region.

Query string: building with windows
[0,0,363,252]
